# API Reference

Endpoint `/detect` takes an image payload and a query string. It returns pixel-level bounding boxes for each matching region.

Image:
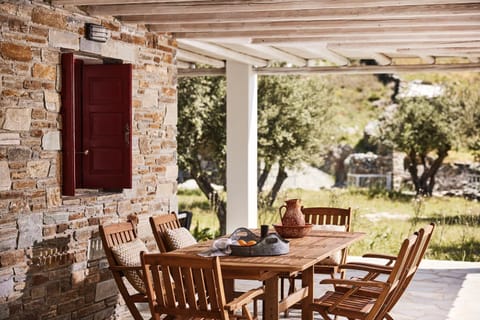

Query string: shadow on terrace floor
[232,258,480,320]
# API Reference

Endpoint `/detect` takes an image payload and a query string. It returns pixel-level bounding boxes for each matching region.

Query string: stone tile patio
[234,258,480,320]
[136,258,479,319]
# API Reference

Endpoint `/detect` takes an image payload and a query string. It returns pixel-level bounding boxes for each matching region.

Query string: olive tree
[379,97,454,196]
[257,74,334,205]
[177,76,228,234]
[178,74,334,233]
[444,82,480,161]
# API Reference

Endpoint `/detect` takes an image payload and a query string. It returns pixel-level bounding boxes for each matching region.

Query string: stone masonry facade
[0,1,178,319]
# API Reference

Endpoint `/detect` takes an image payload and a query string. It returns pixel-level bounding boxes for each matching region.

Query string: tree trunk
[405,150,421,194]
[215,199,227,236]
[268,164,288,206]
[257,162,272,193]
[332,144,352,187]
[408,149,447,196]
[191,168,227,235]
[419,152,448,196]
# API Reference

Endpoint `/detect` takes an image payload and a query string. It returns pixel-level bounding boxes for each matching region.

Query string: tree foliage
[379,97,454,195]
[257,74,334,204]
[177,76,228,234]
[399,72,480,160]
[178,74,334,233]
[443,81,480,161]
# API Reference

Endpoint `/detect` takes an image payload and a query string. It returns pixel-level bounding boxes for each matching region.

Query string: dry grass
[179,187,480,261]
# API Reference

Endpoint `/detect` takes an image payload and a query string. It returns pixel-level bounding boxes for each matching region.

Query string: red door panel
[74,59,84,188]
[82,64,132,189]
[61,53,75,196]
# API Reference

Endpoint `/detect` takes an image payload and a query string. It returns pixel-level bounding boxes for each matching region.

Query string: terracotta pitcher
[279,199,305,226]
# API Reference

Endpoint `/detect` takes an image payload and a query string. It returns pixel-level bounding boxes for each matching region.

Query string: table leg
[263,275,279,320]
[224,278,235,301]
[301,266,314,320]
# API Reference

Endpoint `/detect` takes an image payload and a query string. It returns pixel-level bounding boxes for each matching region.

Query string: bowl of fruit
[229,227,289,256]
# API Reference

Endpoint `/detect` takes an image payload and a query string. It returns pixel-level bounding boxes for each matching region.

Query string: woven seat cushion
[165,227,197,250]
[312,224,346,265]
[111,239,147,294]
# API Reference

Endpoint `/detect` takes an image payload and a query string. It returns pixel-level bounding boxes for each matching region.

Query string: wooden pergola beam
[50,0,480,70]
[220,44,308,66]
[111,3,480,21]
[178,39,268,67]
[148,15,480,32]
[252,34,480,45]
[178,63,480,77]
[329,40,480,50]
[256,62,480,75]
[85,2,480,17]
[53,0,478,7]
[173,25,480,40]
[298,46,350,66]
[176,49,225,68]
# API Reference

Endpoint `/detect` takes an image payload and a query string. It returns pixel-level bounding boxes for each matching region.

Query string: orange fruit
[238,239,247,246]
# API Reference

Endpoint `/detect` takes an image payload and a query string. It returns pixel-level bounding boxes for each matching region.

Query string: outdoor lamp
[85,23,109,43]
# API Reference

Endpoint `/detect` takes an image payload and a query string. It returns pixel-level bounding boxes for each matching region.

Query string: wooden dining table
[173,229,365,320]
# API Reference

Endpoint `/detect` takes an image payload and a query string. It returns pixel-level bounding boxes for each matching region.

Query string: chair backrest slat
[183,267,198,310]
[149,213,182,252]
[377,223,435,319]
[154,265,167,307]
[162,264,177,308]
[366,233,419,320]
[301,206,352,269]
[387,234,418,287]
[172,266,187,307]
[100,222,137,265]
[194,268,209,310]
[141,252,229,320]
[302,207,351,231]
[204,267,221,310]
[98,221,147,320]
[314,224,433,320]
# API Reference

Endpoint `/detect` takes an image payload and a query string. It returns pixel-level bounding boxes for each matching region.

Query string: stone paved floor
[234,258,480,320]
[136,258,480,319]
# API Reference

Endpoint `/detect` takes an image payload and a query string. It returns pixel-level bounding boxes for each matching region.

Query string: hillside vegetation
[179,188,480,262]
[178,71,480,261]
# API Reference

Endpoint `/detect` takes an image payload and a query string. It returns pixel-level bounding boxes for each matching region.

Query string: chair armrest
[320,278,388,289]
[362,253,397,265]
[225,286,264,312]
[321,279,390,314]
[109,265,143,272]
[339,262,393,274]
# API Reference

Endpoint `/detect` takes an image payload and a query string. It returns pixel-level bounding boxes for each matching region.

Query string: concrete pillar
[226,60,258,232]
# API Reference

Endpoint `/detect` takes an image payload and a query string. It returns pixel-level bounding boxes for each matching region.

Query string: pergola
[53,0,480,231]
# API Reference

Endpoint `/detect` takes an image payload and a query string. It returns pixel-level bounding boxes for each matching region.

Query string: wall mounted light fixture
[85,23,109,43]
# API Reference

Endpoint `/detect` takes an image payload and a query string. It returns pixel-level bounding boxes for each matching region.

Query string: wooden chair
[302,206,352,278]
[149,212,182,253]
[141,252,264,320]
[311,232,419,320]
[281,207,351,315]
[337,223,435,320]
[99,221,149,320]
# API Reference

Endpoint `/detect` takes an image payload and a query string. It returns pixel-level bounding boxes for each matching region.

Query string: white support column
[226,60,258,233]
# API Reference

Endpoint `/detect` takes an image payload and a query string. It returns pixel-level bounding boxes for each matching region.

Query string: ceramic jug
[279,198,305,226]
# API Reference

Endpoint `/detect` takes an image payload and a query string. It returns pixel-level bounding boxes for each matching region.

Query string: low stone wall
[345,152,393,189]
[0,2,177,319]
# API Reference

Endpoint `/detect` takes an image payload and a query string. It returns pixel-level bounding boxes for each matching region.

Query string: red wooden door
[82,64,132,189]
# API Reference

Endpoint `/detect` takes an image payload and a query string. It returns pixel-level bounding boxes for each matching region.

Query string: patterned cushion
[165,227,197,251]
[111,239,147,294]
[313,224,346,265]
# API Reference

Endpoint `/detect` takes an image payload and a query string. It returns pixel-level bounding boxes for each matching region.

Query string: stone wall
[0,1,177,319]
[344,152,394,189]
